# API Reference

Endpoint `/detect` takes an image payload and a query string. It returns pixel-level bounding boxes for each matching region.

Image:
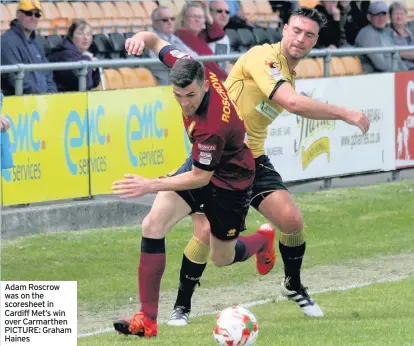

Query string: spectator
[355,1,407,73]
[315,1,342,48]
[269,1,297,24]
[224,1,258,30]
[389,1,414,70]
[1,0,57,96]
[175,2,227,80]
[226,0,240,17]
[338,1,370,45]
[208,1,231,73]
[48,20,100,92]
[145,6,197,85]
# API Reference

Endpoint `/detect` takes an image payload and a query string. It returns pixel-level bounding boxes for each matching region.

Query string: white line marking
[77,274,410,338]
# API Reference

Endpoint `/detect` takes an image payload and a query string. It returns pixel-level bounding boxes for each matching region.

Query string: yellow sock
[184,236,210,264]
[279,230,305,247]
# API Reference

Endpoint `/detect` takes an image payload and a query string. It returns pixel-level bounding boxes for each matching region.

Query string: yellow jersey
[224,42,295,158]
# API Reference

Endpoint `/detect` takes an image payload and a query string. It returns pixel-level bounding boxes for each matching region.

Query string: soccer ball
[213,306,259,346]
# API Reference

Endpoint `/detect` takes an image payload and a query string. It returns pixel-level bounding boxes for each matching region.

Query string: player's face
[173,79,209,116]
[282,16,319,60]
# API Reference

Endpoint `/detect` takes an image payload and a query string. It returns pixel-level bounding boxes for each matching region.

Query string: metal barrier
[1,45,414,95]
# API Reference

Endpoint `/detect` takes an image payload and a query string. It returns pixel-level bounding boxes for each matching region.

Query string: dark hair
[170,59,205,88]
[290,7,327,29]
[67,19,91,39]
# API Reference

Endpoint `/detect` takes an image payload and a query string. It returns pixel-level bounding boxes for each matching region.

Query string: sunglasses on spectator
[20,10,42,18]
[211,9,230,14]
[157,17,176,22]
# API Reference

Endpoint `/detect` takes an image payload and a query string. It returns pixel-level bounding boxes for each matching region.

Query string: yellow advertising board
[87,86,191,195]
[1,93,90,205]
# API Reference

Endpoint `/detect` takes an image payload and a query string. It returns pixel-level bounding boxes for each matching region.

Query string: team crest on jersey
[266,59,282,70]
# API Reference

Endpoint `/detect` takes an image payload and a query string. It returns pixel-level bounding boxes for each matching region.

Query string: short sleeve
[244,52,289,100]
[192,134,225,171]
[158,45,192,69]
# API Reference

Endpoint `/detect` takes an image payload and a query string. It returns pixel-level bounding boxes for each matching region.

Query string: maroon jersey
[160,45,255,191]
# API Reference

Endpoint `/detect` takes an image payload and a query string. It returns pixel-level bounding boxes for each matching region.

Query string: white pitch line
[77,273,410,338]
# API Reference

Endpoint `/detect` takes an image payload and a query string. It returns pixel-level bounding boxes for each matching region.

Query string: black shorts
[167,158,251,241]
[250,155,288,210]
[169,154,288,213]
[166,157,203,213]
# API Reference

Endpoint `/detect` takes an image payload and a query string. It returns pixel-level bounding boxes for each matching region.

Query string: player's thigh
[142,191,192,239]
[252,155,303,233]
[204,185,251,266]
[259,190,303,233]
[251,155,303,233]
[191,213,211,245]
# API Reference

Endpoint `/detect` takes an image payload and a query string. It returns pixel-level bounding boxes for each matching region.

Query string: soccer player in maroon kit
[111,31,276,338]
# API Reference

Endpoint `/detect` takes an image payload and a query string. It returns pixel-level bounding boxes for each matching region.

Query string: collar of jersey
[194,89,211,116]
[274,42,296,76]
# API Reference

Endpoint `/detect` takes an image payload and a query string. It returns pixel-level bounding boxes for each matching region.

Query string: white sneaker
[281,278,324,317]
[167,306,190,326]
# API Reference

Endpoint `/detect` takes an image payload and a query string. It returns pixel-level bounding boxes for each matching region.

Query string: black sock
[174,254,207,311]
[231,240,248,263]
[279,242,306,290]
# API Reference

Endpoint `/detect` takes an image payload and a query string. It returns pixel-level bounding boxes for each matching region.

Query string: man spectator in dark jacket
[1,0,57,96]
[339,1,370,45]
[315,1,342,48]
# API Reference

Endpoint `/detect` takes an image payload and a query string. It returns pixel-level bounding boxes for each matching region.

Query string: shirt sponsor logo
[208,71,234,123]
[198,143,216,151]
[255,101,280,121]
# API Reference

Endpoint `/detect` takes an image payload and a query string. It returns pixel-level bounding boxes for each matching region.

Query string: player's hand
[343,110,370,134]
[125,34,146,56]
[112,174,152,199]
[0,116,10,131]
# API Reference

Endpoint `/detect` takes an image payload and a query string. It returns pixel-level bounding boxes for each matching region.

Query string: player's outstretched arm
[272,82,370,134]
[112,167,213,199]
[125,31,170,57]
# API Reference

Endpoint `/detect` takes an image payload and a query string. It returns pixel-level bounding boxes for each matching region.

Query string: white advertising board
[264,73,396,182]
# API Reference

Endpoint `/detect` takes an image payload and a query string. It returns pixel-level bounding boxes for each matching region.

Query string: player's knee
[193,221,210,245]
[142,212,165,238]
[210,251,233,267]
[279,208,304,234]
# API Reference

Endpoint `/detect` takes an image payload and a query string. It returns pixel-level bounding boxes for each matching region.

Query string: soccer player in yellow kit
[167,7,370,324]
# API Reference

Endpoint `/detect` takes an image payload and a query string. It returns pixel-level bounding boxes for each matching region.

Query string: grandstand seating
[0,0,371,90]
